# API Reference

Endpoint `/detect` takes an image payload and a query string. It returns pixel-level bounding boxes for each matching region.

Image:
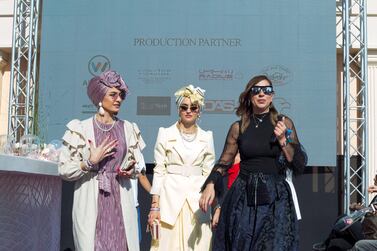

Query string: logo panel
[137,96,171,115]
[88,55,111,76]
[204,100,236,114]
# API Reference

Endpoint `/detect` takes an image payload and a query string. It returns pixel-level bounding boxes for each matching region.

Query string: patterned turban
[87,70,129,106]
[174,84,206,109]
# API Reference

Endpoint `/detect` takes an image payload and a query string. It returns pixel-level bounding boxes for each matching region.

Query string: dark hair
[236,75,279,132]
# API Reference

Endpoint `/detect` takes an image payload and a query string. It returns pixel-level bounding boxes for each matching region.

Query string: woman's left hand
[117,160,136,178]
[274,117,287,146]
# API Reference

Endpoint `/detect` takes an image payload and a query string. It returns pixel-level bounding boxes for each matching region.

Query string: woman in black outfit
[199,75,307,251]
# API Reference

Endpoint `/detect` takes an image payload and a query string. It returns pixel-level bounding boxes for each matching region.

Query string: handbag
[121,148,136,171]
[119,145,140,178]
[362,195,377,239]
[147,219,161,240]
[362,213,377,239]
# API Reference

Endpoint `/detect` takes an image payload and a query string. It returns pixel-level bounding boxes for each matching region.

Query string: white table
[0,154,61,251]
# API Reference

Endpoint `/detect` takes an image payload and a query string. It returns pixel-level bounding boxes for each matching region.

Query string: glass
[179,105,199,113]
[40,139,62,162]
[0,135,15,154]
[19,134,41,158]
[250,86,274,96]
[108,91,126,100]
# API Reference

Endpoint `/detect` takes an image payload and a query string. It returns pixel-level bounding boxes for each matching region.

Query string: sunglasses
[179,105,199,113]
[108,91,126,101]
[250,86,274,96]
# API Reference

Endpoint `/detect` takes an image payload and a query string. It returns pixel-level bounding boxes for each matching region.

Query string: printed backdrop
[39,0,335,165]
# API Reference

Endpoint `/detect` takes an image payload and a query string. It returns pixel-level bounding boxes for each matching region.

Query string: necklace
[252,113,268,128]
[180,131,198,142]
[180,131,198,151]
[94,116,116,132]
[178,122,198,142]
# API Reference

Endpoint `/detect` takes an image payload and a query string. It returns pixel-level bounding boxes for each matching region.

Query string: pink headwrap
[87,70,129,106]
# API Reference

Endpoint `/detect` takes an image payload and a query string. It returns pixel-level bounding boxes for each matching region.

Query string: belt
[166,165,202,177]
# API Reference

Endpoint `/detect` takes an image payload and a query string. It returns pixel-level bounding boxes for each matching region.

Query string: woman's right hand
[199,183,215,213]
[88,136,118,164]
[148,210,161,226]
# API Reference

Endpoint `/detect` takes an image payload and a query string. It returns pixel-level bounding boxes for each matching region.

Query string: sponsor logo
[81,104,96,114]
[204,100,236,114]
[199,69,241,81]
[345,218,353,225]
[137,96,171,115]
[260,65,293,86]
[137,69,172,84]
[88,55,111,76]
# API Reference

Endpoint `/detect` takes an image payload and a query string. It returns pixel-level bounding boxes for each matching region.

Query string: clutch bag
[147,219,161,240]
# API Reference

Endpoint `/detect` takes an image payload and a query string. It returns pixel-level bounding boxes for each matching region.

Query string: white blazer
[150,123,216,226]
[59,118,143,251]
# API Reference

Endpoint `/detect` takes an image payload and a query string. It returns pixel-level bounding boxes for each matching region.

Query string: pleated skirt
[213,173,299,251]
[150,200,212,251]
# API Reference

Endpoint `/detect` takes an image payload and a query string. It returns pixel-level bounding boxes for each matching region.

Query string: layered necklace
[178,123,198,143]
[252,113,268,128]
[94,115,116,132]
[180,131,197,142]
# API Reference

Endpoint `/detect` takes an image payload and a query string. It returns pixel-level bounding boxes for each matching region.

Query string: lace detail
[201,121,240,198]
[202,116,307,199]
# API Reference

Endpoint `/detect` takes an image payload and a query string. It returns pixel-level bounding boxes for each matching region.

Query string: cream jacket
[58,117,145,251]
[150,123,216,226]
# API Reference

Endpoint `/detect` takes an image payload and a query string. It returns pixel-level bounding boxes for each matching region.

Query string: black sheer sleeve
[201,121,240,198]
[280,116,308,175]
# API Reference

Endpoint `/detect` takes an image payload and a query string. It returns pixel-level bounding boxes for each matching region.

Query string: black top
[201,111,307,196]
[238,112,281,174]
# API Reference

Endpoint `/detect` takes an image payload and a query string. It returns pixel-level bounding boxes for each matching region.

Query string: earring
[98,102,105,116]
[196,113,201,124]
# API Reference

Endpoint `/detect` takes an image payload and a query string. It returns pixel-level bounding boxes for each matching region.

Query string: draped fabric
[92,119,129,251]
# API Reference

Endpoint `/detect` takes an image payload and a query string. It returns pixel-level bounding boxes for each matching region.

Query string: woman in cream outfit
[148,85,216,251]
[59,70,144,251]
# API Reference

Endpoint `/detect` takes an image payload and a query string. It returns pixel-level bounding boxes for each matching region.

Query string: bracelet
[84,159,94,170]
[150,207,160,211]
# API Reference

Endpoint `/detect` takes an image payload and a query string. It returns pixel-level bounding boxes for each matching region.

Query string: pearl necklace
[94,116,116,132]
[180,131,197,142]
[178,123,198,142]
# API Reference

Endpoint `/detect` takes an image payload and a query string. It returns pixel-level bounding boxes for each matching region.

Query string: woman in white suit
[148,85,216,251]
[59,70,144,251]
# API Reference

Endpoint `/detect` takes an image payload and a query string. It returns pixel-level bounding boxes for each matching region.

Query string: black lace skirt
[213,172,299,251]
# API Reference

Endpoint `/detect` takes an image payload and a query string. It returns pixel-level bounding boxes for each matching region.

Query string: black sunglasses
[250,86,274,96]
[179,105,199,113]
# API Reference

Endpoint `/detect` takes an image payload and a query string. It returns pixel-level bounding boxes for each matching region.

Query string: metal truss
[6,0,369,213]
[7,0,41,141]
[338,0,369,214]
